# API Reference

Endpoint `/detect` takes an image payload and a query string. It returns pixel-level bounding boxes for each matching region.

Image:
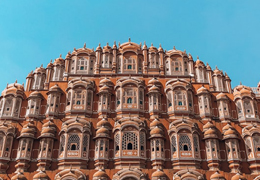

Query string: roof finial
[83,43,86,49]
[15,79,17,83]
[106,42,109,46]
[114,41,116,45]
[144,41,146,45]
[128,37,131,42]
[50,59,52,63]
[215,65,218,70]
[98,43,101,47]
[140,42,142,47]
[240,81,242,85]
[92,47,94,51]
[40,64,43,68]
[22,82,24,87]
[151,43,153,46]
[173,46,176,50]
[184,49,186,53]
[197,56,199,59]
[74,47,76,51]
[6,83,8,88]
[206,62,209,66]
[159,43,162,47]
[118,41,120,46]
[59,54,62,58]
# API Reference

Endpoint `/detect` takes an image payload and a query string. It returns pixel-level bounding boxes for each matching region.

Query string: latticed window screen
[193,136,199,152]
[115,133,120,152]
[100,140,104,150]
[179,135,192,151]
[156,139,160,151]
[123,88,137,104]
[174,91,186,106]
[124,57,136,70]
[151,140,154,151]
[60,135,65,153]
[73,90,86,105]
[167,92,172,107]
[253,136,260,152]
[83,135,88,151]
[77,58,88,71]
[244,98,253,115]
[67,134,80,150]
[87,91,92,106]
[0,136,3,151]
[5,137,11,151]
[236,101,243,118]
[4,98,13,114]
[171,135,177,152]
[122,132,138,150]
[149,54,159,68]
[140,132,145,150]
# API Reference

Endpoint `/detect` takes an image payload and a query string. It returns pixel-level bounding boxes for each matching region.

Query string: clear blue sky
[0,1,259,91]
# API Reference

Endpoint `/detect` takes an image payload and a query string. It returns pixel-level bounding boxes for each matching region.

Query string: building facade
[0,40,259,179]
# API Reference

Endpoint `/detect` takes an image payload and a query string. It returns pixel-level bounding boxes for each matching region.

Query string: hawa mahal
[0,39,259,180]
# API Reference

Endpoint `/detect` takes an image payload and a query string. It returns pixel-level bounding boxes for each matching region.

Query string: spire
[173,46,176,50]
[83,42,86,49]
[128,37,131,42]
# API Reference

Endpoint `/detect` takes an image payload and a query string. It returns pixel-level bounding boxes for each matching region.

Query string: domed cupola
[94,118,111,169]
[151,169,167,180]
[149,43,158,53]
[93,169,108,180]
[150,119,165,169]
[231,172,246,180]
[39,120,56,138]
[0,81,24,119]
[210,171,225,180]
[103,43,112,53]
[222,123,241,173]
[11,172,27,180]
[98,78,113,118]
[203,121,221,171]
[26,91,43,119]
[148,78,162,118]
[216,92,231,121]
[19,121,36,138]
[33,170,49,180]
[197,85,212,120]
[15,121,36,172]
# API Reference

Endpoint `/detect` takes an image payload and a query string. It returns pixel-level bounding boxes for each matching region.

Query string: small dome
[224,127,236,136]
[203,121,214,130]
[150,126,163,136]
[53,55,65,66]
[11,172,27,180]
[96,127,109,135]
[99,85,110,92]
[216,92,228,100]
[152,169,167,178]
[29,91,43,98]
[48,84,62,93]
[1,82,24,97]
[93,169,107,178]
[210,171,225,180]
[240,87,251,94]
[222,123,232,131]
[197,86,209,95]
[100,78,112,84]
[96,43,102,51]
[213,67,222,75]
[65,51,71,59]
[41,120,56,136]
[33,171,49,179]
[188,53,193,60]
[150,119,162,128]
[204,128,217,136]
[148,78,160,85]
[231,173,246,180]
[149,44,158,52]
[206,63,212,70]
[149,85,160,92]
[34,66,46,74]
[195,59,205,67]
[97,118,110,128]
[158,44,163,52]
[21,121,36,136]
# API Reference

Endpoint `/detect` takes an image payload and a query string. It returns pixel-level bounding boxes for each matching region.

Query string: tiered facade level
[0,40,260,180]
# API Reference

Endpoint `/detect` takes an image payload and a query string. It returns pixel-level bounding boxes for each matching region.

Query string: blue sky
[0,1,259,91]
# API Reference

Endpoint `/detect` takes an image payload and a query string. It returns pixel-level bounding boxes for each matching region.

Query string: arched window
[174,90,186,107]
[122,132,138,150]
[171,135,177,153]
[127,143,133,150]
[77,58,88,72]
[179,135,192,151]
[127,98,132,104]
[115,133,120,155]
[68,134,80,151]
[124,57,136,71]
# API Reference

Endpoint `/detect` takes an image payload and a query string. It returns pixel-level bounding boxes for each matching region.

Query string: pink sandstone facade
[0,39,259,179]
